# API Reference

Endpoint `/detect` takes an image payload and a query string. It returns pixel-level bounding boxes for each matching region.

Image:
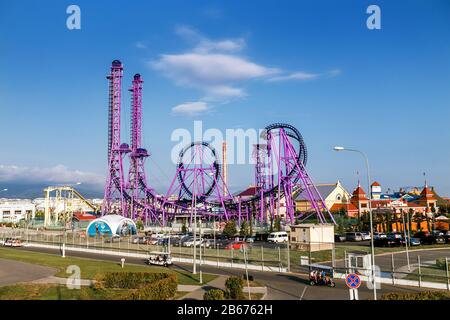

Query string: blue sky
[0,0,449,197]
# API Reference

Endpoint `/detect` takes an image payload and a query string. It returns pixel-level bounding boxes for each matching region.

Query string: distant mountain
[0,182,103,199]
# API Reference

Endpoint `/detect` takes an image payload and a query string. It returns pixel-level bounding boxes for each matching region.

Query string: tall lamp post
[333,146,377,300]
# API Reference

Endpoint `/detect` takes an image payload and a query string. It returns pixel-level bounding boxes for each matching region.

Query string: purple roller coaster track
[101,60,335,226]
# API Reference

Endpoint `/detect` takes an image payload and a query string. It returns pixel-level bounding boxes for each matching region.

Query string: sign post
[345,273,361,300]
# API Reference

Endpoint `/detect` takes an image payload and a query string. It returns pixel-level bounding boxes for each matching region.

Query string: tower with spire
[350,182,369,214]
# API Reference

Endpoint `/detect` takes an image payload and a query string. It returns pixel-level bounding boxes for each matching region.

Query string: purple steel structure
[102,60,130,216]
[127,74,151,221]
[99,61,334,225]
[259,123,335,224]
[161,142,233,226]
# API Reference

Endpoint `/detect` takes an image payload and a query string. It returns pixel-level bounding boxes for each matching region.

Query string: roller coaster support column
[103,60,130,216]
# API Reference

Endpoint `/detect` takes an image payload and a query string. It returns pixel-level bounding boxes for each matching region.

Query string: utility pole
[401,209,410,271]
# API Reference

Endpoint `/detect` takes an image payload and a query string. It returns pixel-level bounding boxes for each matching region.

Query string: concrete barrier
[25,243,287,273]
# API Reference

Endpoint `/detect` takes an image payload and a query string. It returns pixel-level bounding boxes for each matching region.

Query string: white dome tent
[86,214,137,237]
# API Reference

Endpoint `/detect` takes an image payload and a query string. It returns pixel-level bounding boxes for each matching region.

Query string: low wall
[25,243,287,273]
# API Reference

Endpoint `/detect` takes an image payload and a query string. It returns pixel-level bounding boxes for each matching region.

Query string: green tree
[239,220,249,237]
[135,218,144,231]
[181,220,187,234]
[223,220,237,238]
[274,216,282,232]
[249,214,254,236]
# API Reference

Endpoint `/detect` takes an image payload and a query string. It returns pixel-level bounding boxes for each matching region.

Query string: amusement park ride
[102,60,336,227]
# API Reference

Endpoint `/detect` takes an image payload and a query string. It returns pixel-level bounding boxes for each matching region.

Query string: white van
[267,232,289,243]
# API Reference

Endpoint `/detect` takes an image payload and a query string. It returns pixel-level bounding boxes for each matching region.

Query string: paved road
[13,246,436,300]
[0,258,57,287]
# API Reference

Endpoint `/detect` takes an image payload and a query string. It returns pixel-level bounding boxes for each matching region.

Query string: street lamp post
[334,146,377,300]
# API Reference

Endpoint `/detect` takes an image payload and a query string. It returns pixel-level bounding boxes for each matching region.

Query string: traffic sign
[345,273,361,289]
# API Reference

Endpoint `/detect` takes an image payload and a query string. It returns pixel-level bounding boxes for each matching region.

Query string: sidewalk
[31,276,95,286]
[180,275,228,300]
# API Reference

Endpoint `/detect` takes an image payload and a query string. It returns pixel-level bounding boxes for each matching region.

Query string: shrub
[102,272,171,289]
[203,289,225,300]
[127,275,177,300]
[225,276,244,300]
[380,291,450,300]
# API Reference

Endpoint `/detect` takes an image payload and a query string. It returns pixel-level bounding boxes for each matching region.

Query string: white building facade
[0,199,36,223]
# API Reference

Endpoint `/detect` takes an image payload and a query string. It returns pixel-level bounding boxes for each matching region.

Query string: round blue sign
[345,273,361,289]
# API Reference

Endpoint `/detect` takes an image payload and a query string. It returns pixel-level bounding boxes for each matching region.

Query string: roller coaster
[102,60,335,226]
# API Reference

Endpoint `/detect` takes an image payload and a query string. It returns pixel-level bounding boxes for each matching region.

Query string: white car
[183,238,203,247]
[361,232,371,241]
[267,232,288,243]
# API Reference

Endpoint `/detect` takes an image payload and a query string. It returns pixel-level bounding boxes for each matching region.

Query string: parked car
[345,232,363,242]
[104,235,121,243]
[132,236,150,244]
[443,231,450,244]
[225,241,247,250]
[148,238,159,245]
[406,237,421,246]
[245,236,255,243]
[414,231,445,245]
[2,238,22,247]
[387,232,403,240]
[373,232,387,240]
[183,237,203,247]
[267,232,289,243]
[361,232,371,241]
[374,237,401,247]
[156,238,169,246]
[334,234,346,242]
[216,239,232,249]
[201,239,215,248]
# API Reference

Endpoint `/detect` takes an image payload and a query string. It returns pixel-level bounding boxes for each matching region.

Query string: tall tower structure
[103,60,130,216]
[128,74,150,220]
[222,141,228,197]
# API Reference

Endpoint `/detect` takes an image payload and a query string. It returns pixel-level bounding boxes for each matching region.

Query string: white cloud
[135,41,147,49]
[175,26,245,53]
[0,164,104,186]
[149,26,340,111]
[151,53,278,100]
[172,101,209,116]
[153,53,278,84]
[267,71,320,82]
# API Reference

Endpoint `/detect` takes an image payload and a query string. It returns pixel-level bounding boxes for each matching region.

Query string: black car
[374,237,402,247]
[414,231,445,245]
[443,231,450,244]
[334,234,346,242]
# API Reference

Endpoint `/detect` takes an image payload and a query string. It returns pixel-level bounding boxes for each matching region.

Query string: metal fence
[1,227,449,290]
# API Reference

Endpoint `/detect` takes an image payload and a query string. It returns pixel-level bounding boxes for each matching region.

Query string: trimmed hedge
[204,289,225,300]
[380,291,450,300]
[127,275,177,300]
[102,272,171,289]
[225,276,244,300]
[99,272,178,300]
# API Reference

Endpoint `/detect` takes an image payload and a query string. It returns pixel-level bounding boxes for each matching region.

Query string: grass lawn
[0,284,130,300]
[404,265,449,284]
[0,247,216,285]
